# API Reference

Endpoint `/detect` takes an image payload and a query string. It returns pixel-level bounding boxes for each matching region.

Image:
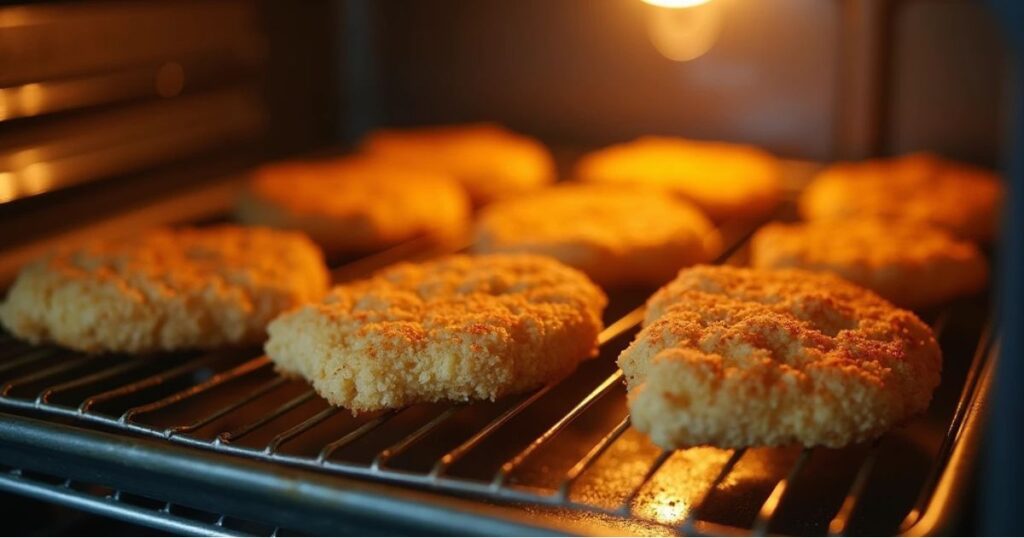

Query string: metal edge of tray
[901,332,997,536]
[0,470,246,537]
[0,410,627,536]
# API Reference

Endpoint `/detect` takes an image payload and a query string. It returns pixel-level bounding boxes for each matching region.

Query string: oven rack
[0,465,278,536]
[0,215,995,536]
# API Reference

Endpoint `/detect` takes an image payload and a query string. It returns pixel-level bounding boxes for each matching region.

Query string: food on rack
[360,123,555,205]
[0,226,329,354]
[799,152,1003,242]
[750,218,988,308]
[472,184,721,287]
[574,136,781,220]
[236,157,470,253]
[618,265,941,449]
[266,254,606,412]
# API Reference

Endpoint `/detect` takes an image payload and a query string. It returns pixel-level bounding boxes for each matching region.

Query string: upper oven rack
[0,176,996,536]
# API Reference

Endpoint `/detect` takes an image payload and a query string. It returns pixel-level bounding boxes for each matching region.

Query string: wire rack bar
[1,355,92,396]
[35,359,150,405]
[557,416,632,499]
[0,469,244,537]
[598,307,645,346]
[217,389,316,444]
[431,308,646,481]
[264,406,342,454]
[78,353,223,413]
[0,347,60,375]
[618,449,674,516]
[493,370,624,488]
[678,447,748,534]
[316,410,398,463]
[899,321,994,533]
[165,377,288,437]
[430,386,555,478]
[751,448,812,535]
[373,406,462,470]
[827,441,882,536]
[121,356,270,423]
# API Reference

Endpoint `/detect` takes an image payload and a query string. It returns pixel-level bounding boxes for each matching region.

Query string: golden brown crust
[0,226,329,354]
[236,157,470,252]
[266,254,607,412]
[472,184,722,287]
[750,218,988,308]
[575,136,781,220]
[361,123,555,205]
[799,152,1003,242]
[619,265,941,448]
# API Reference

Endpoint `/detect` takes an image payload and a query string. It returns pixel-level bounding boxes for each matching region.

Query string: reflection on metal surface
[632,447,733,525]
[0,88,265,204]
[0,83,45,119]
[569,429,663,510]
[0,174,13,203]
[644,0,722,62]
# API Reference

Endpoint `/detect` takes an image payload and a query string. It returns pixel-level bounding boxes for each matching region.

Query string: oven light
[642,0,721,62]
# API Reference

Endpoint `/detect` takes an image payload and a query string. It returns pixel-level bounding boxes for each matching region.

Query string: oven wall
[346,0,1008,165]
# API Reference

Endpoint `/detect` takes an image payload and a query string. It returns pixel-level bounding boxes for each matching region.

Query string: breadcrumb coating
[750,218,988,308]
[799,152,1002,242]
[473,184,722,287]
[237,157,470,252]
[361,123,555,205]
[619,265,941,448]
[266,254,607,412]
[0,226,329,353]
[575,136,781,220]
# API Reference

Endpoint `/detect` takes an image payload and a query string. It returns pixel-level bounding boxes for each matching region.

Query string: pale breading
[750,218,988,308]
[266,254,607,412]
[575,136,782,220]
[799,152,1002,242]
[619,265,941,448]
[237,157,470,252]
[0,226,329,354]
[361,123,555,205]
[473,184,722,287]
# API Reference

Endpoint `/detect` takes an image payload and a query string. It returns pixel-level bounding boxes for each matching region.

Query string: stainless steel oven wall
[0,0,339,250]
[345,0,1006,165]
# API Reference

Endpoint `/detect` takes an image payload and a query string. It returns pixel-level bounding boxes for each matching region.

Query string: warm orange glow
[632,447,733,525]
[0,82,45,121]
[642,0,721,62]
[642,0,711,7]
[0,173,16,203]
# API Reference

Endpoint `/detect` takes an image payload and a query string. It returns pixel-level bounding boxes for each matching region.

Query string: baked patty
[576,136,781,220]
[799,152,1002,242]
[618,265,941,448]
[0,226,329,353]
[237,157,470,252]
[473,184,721,287]
[750,218,988,308]
[266,254,607,412]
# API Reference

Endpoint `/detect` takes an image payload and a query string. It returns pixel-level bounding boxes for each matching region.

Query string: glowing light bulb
[642,0,721,62]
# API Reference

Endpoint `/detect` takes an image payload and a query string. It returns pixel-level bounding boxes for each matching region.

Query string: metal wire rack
[0,464,281,536]
[0,215,996,536]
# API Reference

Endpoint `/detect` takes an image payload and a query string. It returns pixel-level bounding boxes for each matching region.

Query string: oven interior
[0,1,1021,535]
